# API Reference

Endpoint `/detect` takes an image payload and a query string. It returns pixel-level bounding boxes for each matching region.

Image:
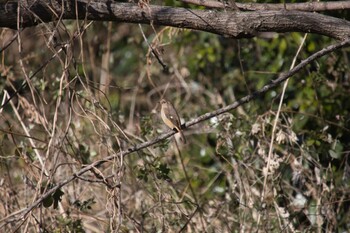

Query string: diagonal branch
[1,37,350,228]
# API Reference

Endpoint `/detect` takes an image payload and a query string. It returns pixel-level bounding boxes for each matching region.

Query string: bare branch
[2,37,350,228]
[180,0,350,12]
[0,1,350,39]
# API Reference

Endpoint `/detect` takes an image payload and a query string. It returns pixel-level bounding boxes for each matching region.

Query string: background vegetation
[0,0,349,232]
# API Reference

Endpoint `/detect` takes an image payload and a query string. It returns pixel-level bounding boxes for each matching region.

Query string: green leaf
[140,116,153,137]
[52,188,65,209]
[156,163,171,181]
[137,167,149,182]
[329,140,343,159]
[306,139,315,146]
[43,196,54,208]
[329,150,339,159]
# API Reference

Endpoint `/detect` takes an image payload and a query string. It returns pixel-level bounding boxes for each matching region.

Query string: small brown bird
[160,99,186,143]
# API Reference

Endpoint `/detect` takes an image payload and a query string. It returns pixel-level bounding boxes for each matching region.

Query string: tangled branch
[2,36,349,228]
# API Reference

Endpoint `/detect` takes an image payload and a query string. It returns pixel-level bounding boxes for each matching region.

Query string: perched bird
[160,99,186,143]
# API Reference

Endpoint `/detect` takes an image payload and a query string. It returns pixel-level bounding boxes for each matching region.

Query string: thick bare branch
[181,0,350,12]
[0,0,350,39]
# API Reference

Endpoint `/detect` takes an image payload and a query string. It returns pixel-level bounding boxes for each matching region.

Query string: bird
[160,99,186,143]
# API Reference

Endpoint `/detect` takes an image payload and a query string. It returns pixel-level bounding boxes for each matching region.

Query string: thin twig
[0,21,94,111]
[175,140,206,231]
[0,32,18,53]
[257,33,308,229]
[139,24,168,71]
[0,45,66,110]
[6,91,47,175]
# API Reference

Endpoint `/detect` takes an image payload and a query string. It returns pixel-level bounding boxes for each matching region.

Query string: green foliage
[140,115,153,136]
[41,185,65,209]
[137,161,171,182]
[73,198,96,211]
[137,166,149,182]
[155,162,171,181]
